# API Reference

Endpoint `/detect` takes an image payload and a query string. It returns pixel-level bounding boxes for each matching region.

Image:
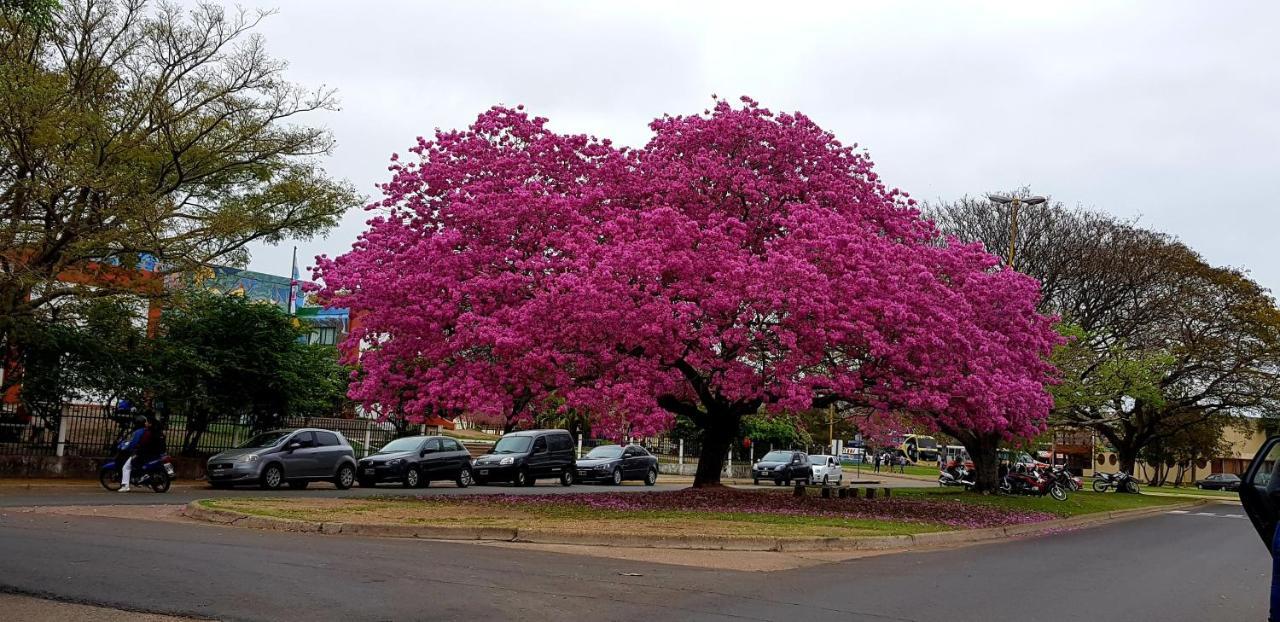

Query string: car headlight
[499,456,514,466]
[241,454,259,463]
[388,458,405,466]
[597,464,611,471]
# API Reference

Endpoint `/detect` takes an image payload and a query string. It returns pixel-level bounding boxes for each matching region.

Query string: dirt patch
[5,504,189,523]
[0,593,207,621]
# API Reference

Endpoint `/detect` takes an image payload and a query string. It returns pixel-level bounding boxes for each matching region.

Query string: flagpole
[288,246,298,315]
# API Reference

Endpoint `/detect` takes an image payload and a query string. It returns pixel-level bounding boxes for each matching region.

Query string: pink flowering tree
[314,98,1061,490]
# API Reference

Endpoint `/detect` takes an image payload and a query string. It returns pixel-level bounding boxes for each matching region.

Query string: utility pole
[986,193,1047,270]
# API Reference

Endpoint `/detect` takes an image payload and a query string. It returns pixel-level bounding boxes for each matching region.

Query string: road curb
[182,497,1211,552]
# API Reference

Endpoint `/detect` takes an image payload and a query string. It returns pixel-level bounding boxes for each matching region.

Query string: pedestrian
[873,452,880,473]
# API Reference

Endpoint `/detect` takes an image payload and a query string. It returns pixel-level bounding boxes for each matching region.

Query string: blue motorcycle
[99,452,175,493]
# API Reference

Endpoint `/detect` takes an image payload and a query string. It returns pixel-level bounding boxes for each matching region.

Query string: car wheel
[611,468,623,485]
[457,467,473,488]
[403,467,421,488]
[333,464,355,490]
[514,468,530,487]
[645,468,657,486]
[1196,483,1203,489]
[822,474,829,485]
[260,464,284,490]
[288,480,309,490]
[559,470,574,486]
[784,479,792,486]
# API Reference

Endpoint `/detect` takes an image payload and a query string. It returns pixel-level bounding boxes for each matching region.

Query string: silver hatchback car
[206,428,358,490]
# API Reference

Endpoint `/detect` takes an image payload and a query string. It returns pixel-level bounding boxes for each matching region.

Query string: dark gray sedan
[575,444,659,485]
[1196,472,1241,491]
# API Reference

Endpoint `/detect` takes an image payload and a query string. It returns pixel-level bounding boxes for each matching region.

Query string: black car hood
[576,457,620,467]
[362,450,414,464]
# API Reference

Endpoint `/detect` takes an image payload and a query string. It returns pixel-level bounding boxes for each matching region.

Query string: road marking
[1168,510,1249,520]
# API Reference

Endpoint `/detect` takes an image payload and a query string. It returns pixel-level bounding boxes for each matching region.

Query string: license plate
[164,464,175,476]
[479,470,489,476]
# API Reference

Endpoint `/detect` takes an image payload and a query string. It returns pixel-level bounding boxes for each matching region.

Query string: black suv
[472,429,576,486]
[356,435,474,488]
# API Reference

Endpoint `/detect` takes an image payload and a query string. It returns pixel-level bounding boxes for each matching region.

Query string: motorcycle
[100,454,175,493]
[1050,465,1083,492]
[938,465,976,490]
[1001,466,1068,501]
[1092,471,1140,494]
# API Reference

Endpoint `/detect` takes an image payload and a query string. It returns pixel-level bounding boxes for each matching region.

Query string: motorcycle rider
[117,415,154,492]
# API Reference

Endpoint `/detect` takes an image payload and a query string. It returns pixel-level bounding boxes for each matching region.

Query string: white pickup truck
[808,454,844,485]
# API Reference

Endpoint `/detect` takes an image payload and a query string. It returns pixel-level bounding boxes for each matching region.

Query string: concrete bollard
[865,487,875,499]
[837,487,850,499]
[820,486,832,499]
[794,484,806,497]
[883,487,892,498]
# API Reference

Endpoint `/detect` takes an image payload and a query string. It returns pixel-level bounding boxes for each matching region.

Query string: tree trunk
[960,434,1001,493]
[1116,445,1138,477]
[692,409,741,488]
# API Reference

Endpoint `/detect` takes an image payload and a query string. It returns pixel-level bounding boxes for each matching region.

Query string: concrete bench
[793,481,888,499]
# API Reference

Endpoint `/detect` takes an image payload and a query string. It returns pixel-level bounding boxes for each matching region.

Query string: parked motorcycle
[1050,465,1083,492]
[938,465,976,490]
[1001,466,1068,501]
[1092,471,1140,493]
[99,454,175,493]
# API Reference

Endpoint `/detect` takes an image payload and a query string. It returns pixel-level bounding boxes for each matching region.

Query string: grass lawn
[200,486,1184,541]
[1137,485,1239,499]
[201,497,945,538]
[892,488,1187,517]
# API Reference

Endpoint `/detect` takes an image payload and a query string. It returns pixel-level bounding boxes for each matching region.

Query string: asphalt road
[0,500,1265,621]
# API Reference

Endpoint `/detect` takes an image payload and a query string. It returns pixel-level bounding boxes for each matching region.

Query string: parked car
[206,428,358,490]
[575,444,659,485]
[1196,472,1241,491]
[752,450,811,486]
[808,454,844,485]
[471,429,576,487]
[356,435,473,488]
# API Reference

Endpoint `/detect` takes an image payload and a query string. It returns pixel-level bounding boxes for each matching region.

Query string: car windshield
[379,437,423,453]
[493,436,533,454]
[761,451,790,462]
[585,445,623,459]
[240,431,290,448]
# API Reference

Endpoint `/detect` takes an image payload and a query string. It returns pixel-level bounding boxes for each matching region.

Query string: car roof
[503,429,570,437]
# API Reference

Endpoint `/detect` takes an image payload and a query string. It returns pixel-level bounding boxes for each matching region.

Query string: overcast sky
[202,1,1280,295]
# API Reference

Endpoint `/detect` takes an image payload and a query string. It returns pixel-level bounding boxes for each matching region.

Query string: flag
[288,246,299,315]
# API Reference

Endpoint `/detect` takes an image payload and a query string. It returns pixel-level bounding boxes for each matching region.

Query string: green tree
[154,292,348,454]
[0,0,359,397]
[931,198,1280,476]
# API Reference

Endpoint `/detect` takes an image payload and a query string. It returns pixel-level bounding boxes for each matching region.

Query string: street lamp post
[986,193,1047,270]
